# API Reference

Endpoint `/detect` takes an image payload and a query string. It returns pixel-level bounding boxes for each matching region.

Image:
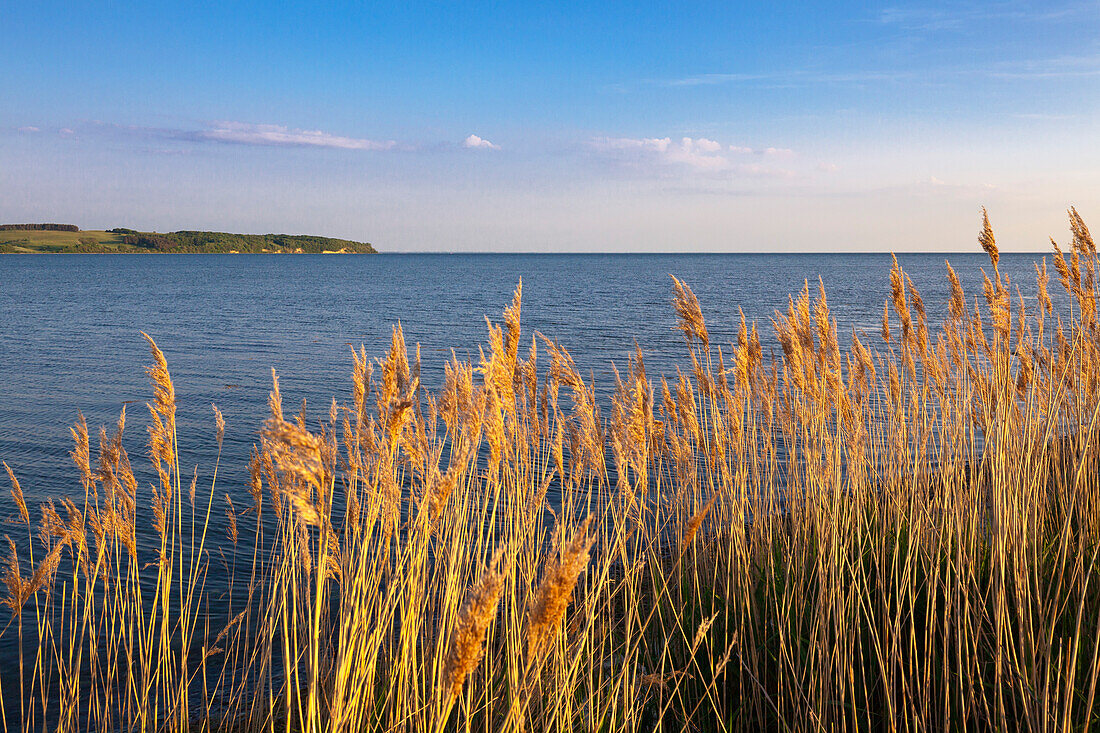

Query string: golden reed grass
[1,208,1100,731]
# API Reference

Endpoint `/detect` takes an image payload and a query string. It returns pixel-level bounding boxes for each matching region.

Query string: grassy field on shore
[0,226,376,253]
[1,210,1099,731]
[0,229,127,252]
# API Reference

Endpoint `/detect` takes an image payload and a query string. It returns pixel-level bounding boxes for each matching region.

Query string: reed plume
[527,516,594,660]
[3,462,27,525]
[261,413,325,525]
[142,331,176,422]
[442,548,508,698]
[214,404,225,448]
[671,276,709,348]
[980,206,999,270]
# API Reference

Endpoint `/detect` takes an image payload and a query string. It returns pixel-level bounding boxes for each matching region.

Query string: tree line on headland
[0,223,79,231]
[116,230,376,253]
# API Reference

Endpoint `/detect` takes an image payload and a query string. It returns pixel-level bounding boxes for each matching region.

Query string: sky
[1,1,1098,252]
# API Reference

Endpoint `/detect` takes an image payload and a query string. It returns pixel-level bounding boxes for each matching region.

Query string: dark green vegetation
[0,225,376,253]
[0,223,79,232]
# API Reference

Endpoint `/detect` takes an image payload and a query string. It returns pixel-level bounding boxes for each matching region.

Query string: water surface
[0,252,1053,515]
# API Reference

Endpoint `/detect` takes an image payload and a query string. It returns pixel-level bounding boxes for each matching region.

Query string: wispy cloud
[15,120,508,155]
[668,72,773,87]
[1010,112,1076,120]
[983,54,1100,80]
[54,120,406,152]
[879,5,998,31]
[877,3,1090,31]
[660,58,1100,86]
[463,134,500,150]
[665,70,911,87]
[186,121,397,150]
[593,136,732,171]
[661,52,1100,89]
[590,136,797,178]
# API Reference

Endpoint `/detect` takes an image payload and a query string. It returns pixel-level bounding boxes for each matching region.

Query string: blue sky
[1,1,1098,251]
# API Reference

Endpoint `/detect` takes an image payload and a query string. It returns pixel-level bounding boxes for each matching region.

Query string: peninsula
[0,224,376,253]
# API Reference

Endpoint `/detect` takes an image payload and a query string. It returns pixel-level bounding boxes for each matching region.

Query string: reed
[2,209,1100,731]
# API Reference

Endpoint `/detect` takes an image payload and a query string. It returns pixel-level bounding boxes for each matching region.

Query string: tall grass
[3,209,1100,731]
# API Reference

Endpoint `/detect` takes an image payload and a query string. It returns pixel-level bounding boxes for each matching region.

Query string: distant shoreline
[0,225,376,254]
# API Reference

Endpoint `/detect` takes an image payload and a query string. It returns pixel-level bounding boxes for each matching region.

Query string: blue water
[0,250,1061,692]
[0,252,1054,521]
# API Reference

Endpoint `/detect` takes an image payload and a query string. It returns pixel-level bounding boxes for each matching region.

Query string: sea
[0,252,1056,522]
[0,251,1057,672]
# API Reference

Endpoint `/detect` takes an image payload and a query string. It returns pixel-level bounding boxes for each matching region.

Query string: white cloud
[593,136,732,170]
[195,122,397,150]
[595,137,670,153]
[17,126,40,133]
[592,136,796,175]
[463,134,500,150]
[59,128,74,136]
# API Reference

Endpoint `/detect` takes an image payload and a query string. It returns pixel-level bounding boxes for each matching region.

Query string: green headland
[0,224,376,253]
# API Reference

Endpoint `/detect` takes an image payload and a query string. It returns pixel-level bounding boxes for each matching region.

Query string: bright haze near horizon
[0,1,1097,253]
